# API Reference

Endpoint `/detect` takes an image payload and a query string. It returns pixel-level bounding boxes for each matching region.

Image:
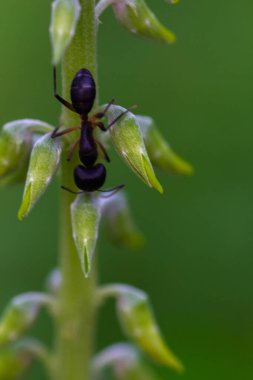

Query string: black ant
[52,67,131,195]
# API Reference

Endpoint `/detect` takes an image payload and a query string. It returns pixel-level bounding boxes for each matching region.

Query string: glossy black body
[71,70,102,191]
[53,66,124,193]
[71,69,96,115]
[79,122,98,167]
[70,68,106,191]
[74,164,106,192]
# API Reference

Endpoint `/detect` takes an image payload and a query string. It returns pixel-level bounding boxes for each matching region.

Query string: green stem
[54,1,97,380]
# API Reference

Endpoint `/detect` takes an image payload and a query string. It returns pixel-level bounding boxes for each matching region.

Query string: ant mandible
[52,67,130,195]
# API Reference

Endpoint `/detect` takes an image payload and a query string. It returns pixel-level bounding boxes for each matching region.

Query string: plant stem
[54,1,97,380]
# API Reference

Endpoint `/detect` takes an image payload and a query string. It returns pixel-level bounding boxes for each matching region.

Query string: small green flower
[50,0,81,64]
[105,105,163,194]
[137,115,194,175]
[112,0,176,43]
[0,344,33,380]
[18,132,62,220]
[93,343,159,380]
[0,293,54,346]
[102,191,144,249]
[98,284,183,372]
[0,119,54,182]
[0,130,31,180]
[71,194,102,278]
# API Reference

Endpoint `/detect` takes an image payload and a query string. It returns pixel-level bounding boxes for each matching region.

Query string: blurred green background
[0,0,253,379]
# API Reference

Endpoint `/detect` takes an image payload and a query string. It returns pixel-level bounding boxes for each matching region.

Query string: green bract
[105,105,163,193]
[137,115,194,175]
[50,0,81,64]
[112,0,176,43]
[18,133,62,220]
[71,194,102,278]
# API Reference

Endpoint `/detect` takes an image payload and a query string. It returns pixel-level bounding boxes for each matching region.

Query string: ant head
[75,68,93,79]
[71,68,96,115]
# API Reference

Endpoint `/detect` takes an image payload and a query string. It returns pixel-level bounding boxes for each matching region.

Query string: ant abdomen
[74,163,106,192]
[71,69,96,115]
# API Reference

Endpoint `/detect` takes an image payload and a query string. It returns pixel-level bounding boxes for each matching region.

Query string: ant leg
[53,66,76,112]
[52,126,81,138]
[96,122,107,132]
[104,105,137,131]
[61,186,83,194]
[95,139,110,162]
[94,99,115,119]
[67,139,80,162]
[98,184,125,198]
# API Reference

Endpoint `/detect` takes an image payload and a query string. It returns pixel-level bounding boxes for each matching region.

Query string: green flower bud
[0,130,30,180]
[71,195,102,278]
[50,0,81,65]
[0,344,33,380]
[0,119,54,181]
[112,0,176,43]
[93,343,159,380]
[0,339,51,380]
[0,293,55,346]
[106,105,163,194]
[18,133,62,220]
[0,156,29,188]
[137,115,194,176]
[98,284,183,372]
[102,192,144,249]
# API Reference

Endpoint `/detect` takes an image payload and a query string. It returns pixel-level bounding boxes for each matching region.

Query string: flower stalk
[53,1,97,380]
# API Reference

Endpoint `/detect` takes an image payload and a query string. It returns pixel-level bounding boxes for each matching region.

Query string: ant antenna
[98,184,125,198]
[61,186,84,195]
[103,98,115,114]
[106,105,137,131]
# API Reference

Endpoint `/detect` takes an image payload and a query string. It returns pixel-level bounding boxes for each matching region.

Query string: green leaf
[71,195,102,277]
[137,115,194,175]
[112,0,176,43]
[18,133,62,220]
[106,105,163,193]
[50,0,81,65]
